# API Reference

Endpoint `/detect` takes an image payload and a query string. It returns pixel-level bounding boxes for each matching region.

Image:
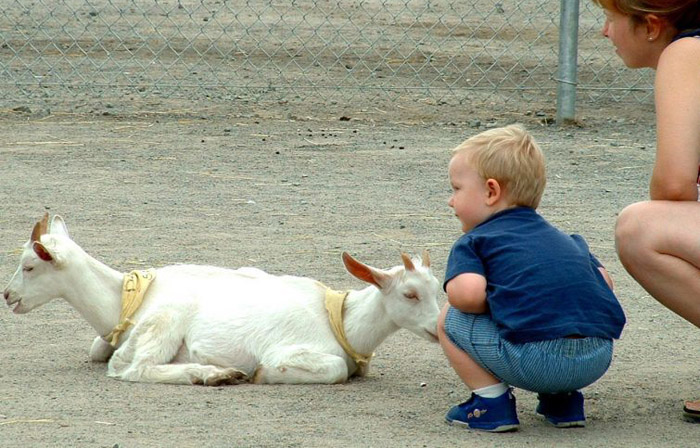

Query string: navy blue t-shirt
[444,207,626,343]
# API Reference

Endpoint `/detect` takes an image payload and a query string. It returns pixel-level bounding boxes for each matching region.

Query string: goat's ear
[32,241,54,262]
[342,252,391,289]
[421,249,430,268]
[401,252,415,271]
[49,215,70,237]
[31,212,49,242]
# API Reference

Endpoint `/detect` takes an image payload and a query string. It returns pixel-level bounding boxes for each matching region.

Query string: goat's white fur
[3,214,441,385]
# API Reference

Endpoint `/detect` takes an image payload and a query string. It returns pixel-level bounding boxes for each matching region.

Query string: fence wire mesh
[0,0,654,114]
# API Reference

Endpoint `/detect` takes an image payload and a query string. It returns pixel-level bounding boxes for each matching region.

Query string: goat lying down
[3,213,440,386]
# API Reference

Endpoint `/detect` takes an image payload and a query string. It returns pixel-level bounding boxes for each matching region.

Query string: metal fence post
[556,0,580,123]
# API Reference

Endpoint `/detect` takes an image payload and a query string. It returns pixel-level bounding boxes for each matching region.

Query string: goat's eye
[23,266,34,272]
[403,292,419,301]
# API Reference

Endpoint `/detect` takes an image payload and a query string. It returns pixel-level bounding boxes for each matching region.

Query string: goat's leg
[108,309,247,385]
[122,363,248,386]
[89,336,114,362]
[107,331,139,376]
[254,346,349,384]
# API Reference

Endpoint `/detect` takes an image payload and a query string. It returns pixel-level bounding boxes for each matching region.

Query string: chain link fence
[0,0,654,115]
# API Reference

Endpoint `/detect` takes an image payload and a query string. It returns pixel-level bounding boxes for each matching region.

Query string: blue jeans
[444,307,614,393]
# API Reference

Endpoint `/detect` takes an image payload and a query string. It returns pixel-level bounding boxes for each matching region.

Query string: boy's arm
[598,266,614,291]
[582,240,614,291]
[445,272,488,314]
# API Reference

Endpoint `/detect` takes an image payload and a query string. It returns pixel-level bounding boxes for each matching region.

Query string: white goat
[3,213,440,385]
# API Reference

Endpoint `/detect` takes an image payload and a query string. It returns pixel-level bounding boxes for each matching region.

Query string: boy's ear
[485,178,502,205]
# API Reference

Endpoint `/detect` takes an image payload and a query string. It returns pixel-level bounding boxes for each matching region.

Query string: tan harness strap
[104,269,157,347]
[324,287,373,375]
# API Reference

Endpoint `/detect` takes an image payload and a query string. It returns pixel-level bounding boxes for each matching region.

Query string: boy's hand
[598,267,614,290]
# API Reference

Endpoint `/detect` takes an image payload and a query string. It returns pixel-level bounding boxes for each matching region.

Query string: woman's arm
[445,272,488,314]
[650,39,700,200]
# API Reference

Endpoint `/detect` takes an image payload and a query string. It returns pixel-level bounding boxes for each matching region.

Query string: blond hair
[452,124,546,208]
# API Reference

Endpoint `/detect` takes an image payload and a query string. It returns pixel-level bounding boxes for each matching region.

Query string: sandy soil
[1,99,699,448]
[0,4,695,447]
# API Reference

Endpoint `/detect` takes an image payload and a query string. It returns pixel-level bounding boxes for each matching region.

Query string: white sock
[473,382,509,398]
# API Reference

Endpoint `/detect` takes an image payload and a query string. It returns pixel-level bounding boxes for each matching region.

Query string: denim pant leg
[443,307,512,382]
[444,307,615,393]
[501,337,614,393]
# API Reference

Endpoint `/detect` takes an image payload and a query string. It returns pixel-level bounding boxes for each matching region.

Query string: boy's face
[448,152,493,233]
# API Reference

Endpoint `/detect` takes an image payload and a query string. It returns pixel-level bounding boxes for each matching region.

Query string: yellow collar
[104,269,157,347]
[324,287,373,376]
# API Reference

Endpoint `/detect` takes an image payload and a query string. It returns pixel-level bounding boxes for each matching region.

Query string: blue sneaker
[445,389,520,432]
[536,391,586,428]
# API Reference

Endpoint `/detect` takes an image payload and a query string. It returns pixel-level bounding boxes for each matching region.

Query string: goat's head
[3,213,73,314]
[342,250,440,342]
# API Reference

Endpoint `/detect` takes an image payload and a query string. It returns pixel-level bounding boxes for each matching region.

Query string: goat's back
[149,264,327,312]
[142,264,337,365]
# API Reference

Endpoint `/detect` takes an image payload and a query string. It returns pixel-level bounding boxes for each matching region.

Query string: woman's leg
[616,200,700,327]
[616,200,700,412]
[437,304,500,389]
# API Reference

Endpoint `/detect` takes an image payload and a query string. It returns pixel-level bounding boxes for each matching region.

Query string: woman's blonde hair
[591,0,700,30]
[452,124,546,209]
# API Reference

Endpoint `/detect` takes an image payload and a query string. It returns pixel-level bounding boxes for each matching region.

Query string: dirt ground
[1,98,699,448]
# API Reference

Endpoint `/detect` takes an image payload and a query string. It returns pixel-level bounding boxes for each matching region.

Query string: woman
[592,0,700,420]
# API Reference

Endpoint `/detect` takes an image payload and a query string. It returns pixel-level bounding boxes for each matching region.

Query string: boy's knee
[437,303,451,338]
[438,302,452,322]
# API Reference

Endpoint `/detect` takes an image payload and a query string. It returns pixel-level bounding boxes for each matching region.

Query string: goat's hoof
[204,368,249,386]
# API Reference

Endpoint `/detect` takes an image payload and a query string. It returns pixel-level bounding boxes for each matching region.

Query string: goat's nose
[3,290,8,301]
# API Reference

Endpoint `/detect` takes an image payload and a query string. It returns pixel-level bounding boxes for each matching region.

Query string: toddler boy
[438,124,626,432]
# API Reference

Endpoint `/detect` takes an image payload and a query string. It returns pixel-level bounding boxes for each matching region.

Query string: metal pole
[556,0,580,124]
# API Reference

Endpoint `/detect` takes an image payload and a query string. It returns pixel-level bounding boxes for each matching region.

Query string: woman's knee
[615,201,653,261]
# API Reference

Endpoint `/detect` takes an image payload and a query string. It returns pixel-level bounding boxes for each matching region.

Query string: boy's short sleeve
[443,236,485,291]
[570,234,604,268]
